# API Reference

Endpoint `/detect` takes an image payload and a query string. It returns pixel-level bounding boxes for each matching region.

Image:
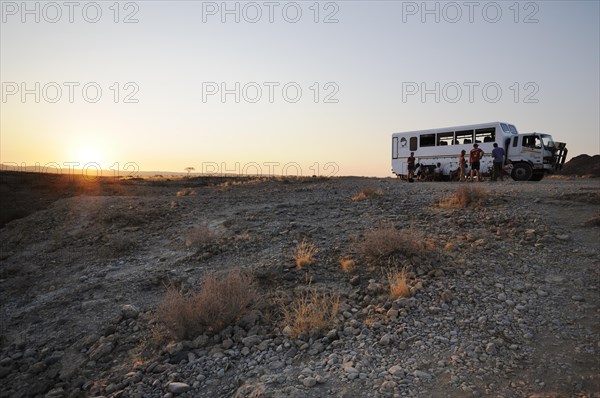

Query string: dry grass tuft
[156,269,257,340]
[293,240,318,269]
[184,225,217,248]
[176,188,196,197]
[280,289,340,338]
[339,257,356,273]
[386,267,412,299]
[358,226,432,265]
[438,185,488,208]
[351,187,384,201]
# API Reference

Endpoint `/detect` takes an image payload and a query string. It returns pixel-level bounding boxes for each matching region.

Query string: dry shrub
[176,188,196,197]
[359,226,431,265]
[386,267,412,299]
[352,187,384,201]
[185,225,216,248]
[339,257,356,273]
[280,289,340,338]
[156,269,257,340]
[293,240,318,269]
[438,185,488,208]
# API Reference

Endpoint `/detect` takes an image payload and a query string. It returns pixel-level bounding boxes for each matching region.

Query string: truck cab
[507,133,568,181]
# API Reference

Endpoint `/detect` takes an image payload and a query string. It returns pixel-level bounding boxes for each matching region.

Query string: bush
[351,187,384,201]
[438,185,488,208]
[339,257,356,273]
[358,226,431,265]
[386,267,412,299]
[293,240,318,269]
[156,269,257,340]
[280,289,340,338]
[184,225,217,248]
[176,188,196,197]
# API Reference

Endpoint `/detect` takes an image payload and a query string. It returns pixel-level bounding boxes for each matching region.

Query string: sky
[1,0,599,177]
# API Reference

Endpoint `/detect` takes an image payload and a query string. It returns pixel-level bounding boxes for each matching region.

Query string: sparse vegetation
[156,269,257,340]
[184,225,216,248]
[351,187,384,201]
[358,225,432,266]
[293,240,318,269]
[438,185,488,208]
[339,257,356,273]
[280,289,340,338]
[386,266,412,299]
[176,188,196,196]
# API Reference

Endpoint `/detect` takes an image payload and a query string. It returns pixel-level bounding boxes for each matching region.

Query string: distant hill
[558,154,600,177]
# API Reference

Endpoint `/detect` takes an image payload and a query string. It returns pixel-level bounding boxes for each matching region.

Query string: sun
[76,147,104,166]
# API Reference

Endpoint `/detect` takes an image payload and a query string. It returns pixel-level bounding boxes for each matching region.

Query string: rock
[388,365,405,377]
[379,334,392,346]
[282,326,295,338]
[166,342,183,355]
[242,335,263,347]
[0,366,10,378]
[413,370,432,380]
[121,304,140,319]
[167,382,190,394]
[379,380,397,394]
[302,377,317,387]
[485,342,496,354]
[29,361,46,374]
[193,335,209,348]
[222,338,234,349]
[88,342,114,361]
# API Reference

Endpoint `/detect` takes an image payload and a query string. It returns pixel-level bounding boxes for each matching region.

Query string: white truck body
[391,122,567,181]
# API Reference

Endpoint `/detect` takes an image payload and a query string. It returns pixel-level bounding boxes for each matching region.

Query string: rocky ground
[0,172,598,398]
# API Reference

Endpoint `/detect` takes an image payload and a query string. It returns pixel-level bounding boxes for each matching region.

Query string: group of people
[407,143,507,182]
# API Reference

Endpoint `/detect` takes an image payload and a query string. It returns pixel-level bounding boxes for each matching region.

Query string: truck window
[455,129,474,144]
[509,125,519,135]
[513,137,518,147]
[420,134,435,147]
[475,127,495,143]
[437,132,454,146]
[392,137,398,159]
[410,137,417,151]
[523,136,542,149]
[501,123,510,134]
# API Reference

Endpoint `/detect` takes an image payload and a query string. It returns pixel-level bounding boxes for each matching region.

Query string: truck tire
[530,172,544,181]
[511,162,533,181]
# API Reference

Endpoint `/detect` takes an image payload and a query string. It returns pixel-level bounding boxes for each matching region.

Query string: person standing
[458,150,467,182]
[491,143,505,181]
[469,143,484,181]
[407,152,416,181]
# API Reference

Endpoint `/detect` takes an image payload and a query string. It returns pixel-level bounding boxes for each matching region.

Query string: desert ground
[0,172,598,398]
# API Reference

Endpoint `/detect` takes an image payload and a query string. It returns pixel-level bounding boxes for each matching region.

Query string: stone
[413,370,432,380]
[242,335,262,347]
[167,382,190,394]
[302,377,317,387]
[282,326,295,338]
[388,365,405,377]
[88,342,113,361]
[121,304,140,319]
[379,334,391,346]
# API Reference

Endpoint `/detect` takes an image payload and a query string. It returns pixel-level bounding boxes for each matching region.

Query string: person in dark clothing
[491,143,505,181]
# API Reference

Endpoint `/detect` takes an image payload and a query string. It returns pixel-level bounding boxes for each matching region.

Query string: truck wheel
[511,163,533,181]
[530,172,544,181]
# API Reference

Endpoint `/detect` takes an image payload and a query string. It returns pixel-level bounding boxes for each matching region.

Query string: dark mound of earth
[558,154,600,177]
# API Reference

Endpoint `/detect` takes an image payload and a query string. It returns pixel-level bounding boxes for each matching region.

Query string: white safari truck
[391,122,567,181]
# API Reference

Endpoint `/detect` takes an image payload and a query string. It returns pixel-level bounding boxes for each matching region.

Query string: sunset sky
[1,1,598,177]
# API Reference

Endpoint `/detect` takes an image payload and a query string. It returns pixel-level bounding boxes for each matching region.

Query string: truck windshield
[508,125,519,135]
[540,134,555,149]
